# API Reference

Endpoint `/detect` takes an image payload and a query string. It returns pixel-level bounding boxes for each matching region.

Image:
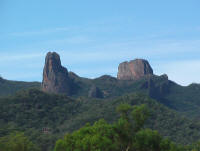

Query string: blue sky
[0,0,200,86]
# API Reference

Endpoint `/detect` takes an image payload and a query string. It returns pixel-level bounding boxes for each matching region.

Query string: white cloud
[55,39,200,64]
[47,36,93,45]
[9,27,72,37]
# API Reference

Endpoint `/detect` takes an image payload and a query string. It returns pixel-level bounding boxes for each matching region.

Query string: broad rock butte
[117,59,153,80]
[42,52,72,95]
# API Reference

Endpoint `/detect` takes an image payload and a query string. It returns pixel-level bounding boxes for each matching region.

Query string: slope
[0,77,40,96]
[0,89,200,150]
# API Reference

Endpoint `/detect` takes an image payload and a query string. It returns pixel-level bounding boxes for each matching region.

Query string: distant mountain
[40,52,200,118]
[68,73,200,118]
[0,77,40,96]
[1,51,200,119]
[1,51,200,150]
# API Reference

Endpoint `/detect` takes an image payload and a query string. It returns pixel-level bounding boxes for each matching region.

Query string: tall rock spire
[117,59,153,80]
[42,52,72,95]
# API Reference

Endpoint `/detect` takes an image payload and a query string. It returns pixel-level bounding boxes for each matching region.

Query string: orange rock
[117,59,153,80]
[42,52,72,95]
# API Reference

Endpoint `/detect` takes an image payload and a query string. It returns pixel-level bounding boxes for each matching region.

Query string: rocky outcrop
[42,52,72,95]
[140,74,170,98]
[88,85,104,98]
[0,77,4,83]
[117,59,153,80]
[68,72,79,80]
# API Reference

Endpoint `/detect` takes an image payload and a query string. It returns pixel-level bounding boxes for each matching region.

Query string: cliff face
[42,53,154,96]
[117,59,153,80]
[88,85,104,98]
[42,52,72,95]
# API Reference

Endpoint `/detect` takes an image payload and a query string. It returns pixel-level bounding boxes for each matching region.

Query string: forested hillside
[0,77,40,96]
[1,52,200,151]
[1,89,200,150]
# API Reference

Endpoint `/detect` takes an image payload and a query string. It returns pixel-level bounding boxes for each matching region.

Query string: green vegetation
[53,103,194,151]
[0,132,39,151]
[0,77,40,96]
[68,74,200,119]
[164,83,200,118]
[1,74,200,119]
[0,88,200,150]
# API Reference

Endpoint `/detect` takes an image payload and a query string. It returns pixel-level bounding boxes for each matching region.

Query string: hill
[65,73,200,119]
[0,77,40,96]
[1,52,200,150]
[0,89,200,150]
[1,52,200,119]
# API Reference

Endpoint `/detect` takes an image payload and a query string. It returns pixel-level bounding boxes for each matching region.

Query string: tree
[190,140,200,151]
[134,129,162,151]
[116,103,132,120]
[0,132,39,151]
[131,104,149,131]
[54,119,120,151]
[54,103,183,151]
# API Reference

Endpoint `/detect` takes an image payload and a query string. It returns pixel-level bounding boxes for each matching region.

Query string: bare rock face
[117,59,153,80]
[42,52,72,95]
[88,85,104,98]
[140,74,170,98]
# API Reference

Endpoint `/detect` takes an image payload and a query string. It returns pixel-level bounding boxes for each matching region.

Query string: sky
[0,0,200,86]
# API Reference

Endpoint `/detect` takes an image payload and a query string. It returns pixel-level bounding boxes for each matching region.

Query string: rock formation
[0,76,4,83]
[42,52,72,95]
[117,59,153,80]
[88,85,104,98]
[140,74,170,99]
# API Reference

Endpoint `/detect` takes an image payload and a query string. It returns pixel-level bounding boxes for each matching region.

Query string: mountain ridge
[1,52,200,119]
[1,52,200,150]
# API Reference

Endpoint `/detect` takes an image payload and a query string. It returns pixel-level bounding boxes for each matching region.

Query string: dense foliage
[0,132,39,151]
[54,104,190,151]
[0,77,40,96]
[1,74,200,119]
[0,88,200,150]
